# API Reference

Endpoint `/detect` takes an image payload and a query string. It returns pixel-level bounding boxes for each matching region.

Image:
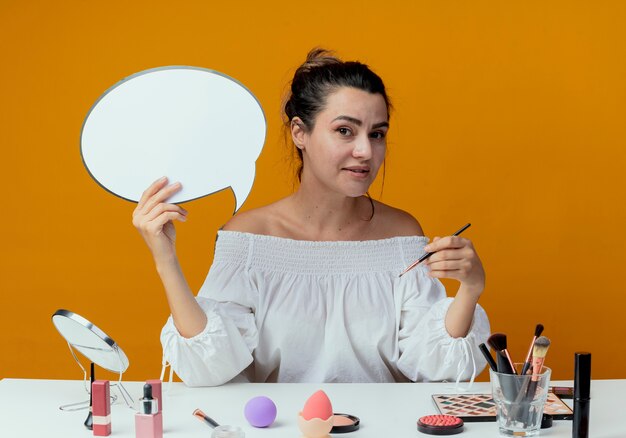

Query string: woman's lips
[342,167,370,178]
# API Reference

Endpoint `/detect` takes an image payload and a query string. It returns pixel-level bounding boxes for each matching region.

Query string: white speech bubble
[81,66,266,212]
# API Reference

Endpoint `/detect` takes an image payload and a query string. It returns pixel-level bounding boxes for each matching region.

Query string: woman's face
[295,87,389,198]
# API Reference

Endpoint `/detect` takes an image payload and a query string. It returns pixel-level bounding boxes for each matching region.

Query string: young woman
[133,49,490,386]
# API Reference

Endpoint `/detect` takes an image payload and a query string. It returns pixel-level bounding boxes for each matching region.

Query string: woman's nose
[352,136,372,159]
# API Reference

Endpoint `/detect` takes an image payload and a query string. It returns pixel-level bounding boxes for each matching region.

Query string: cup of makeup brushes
[490,364,551,437]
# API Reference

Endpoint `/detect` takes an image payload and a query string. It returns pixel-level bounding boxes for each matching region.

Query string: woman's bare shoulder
[222,207,271,234]
[373,200,424,237]
[221,199,289,235]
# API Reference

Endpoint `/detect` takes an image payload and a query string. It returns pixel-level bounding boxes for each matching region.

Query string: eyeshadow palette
[431,393,573,422]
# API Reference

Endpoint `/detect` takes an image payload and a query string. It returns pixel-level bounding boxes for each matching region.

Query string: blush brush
[523,336,551,406]
[530,336,551,381]
[488,333,516,374]
[521,324,544,375]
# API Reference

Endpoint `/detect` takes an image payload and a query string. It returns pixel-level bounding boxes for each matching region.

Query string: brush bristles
[535,324,544,337]
[487,333,507,351]
[533,336,551,359]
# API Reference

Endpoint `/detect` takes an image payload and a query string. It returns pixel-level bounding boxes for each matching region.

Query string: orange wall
[1,1,625,383]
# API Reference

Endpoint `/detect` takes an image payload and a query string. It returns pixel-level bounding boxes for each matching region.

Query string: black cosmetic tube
[573,352,591,438]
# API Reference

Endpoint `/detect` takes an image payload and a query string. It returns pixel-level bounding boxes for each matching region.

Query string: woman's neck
[285,184,374,241]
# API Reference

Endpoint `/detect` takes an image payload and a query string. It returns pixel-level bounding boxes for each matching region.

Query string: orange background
[1,1,625,383]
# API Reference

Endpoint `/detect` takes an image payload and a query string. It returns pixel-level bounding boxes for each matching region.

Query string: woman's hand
[132,177,188,263]
[423,236,485,299]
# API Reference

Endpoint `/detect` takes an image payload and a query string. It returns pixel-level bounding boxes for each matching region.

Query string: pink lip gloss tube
[135,383,163,438]
[92,380,111,436]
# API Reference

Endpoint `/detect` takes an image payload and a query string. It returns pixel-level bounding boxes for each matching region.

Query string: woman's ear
[290,117,306,150]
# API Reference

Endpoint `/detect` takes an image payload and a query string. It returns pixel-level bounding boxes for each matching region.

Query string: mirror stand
[52,309,135,411]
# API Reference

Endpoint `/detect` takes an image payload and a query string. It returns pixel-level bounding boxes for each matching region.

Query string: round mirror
[80,66,266,212]
[52,309,129,373]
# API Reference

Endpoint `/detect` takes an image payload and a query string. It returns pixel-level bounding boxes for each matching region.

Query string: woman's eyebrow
[331,115,389,129]
[332,115,362,125]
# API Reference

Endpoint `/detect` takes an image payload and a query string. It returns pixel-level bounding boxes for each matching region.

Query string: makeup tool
[521,324,544,375]
[431,393,572,422]
[478,343,497,371]
[417,414,464,435]
[525,336,551,399]
[398,223,471,277]
[193,410,245,438]
[573,352,591,438]
[331,413,360,433]
[84,362,95,430]
[244,396,277,428]
[487,333,516,374]
[51,309,133,411]
[135,383,162,438]
[193,409,220,428]
[92,380,111,436]
[298,390,334,438]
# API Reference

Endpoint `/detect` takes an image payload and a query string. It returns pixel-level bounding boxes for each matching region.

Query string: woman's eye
[337,127,352,136]
[370,131,386,139]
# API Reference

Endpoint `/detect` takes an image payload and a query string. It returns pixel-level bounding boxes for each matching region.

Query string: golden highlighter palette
[431,393,573,422]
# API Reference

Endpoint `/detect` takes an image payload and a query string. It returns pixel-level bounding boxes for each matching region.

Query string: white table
[0,379,622,437]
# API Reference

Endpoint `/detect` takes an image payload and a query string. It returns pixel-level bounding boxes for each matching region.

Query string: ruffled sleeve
[160,239,259,387]
[396,266,490,383]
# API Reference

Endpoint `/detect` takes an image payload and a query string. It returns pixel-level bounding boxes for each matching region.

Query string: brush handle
[496,352,515,374]
[508,374,533,426]
[521,336,537,375]
[399,223,470,277]
[479,343,498,371]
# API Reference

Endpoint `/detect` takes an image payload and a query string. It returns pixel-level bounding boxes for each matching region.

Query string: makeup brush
[193,408,220,429]
[523,336,551,400]
[530,336,551,380]
[487,333,516,374]
[398,223,471,277]
[521,324,544,375]
[479,343,498,372]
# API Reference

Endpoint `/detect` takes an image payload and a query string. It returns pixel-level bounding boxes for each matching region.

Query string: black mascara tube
[573,352,591,438]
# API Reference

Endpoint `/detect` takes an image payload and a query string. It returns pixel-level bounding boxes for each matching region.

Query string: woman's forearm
[156,256,207,338]
[444,285,481,338]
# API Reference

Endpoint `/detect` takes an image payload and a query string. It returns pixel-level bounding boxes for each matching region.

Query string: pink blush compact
[417,415,464,435]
